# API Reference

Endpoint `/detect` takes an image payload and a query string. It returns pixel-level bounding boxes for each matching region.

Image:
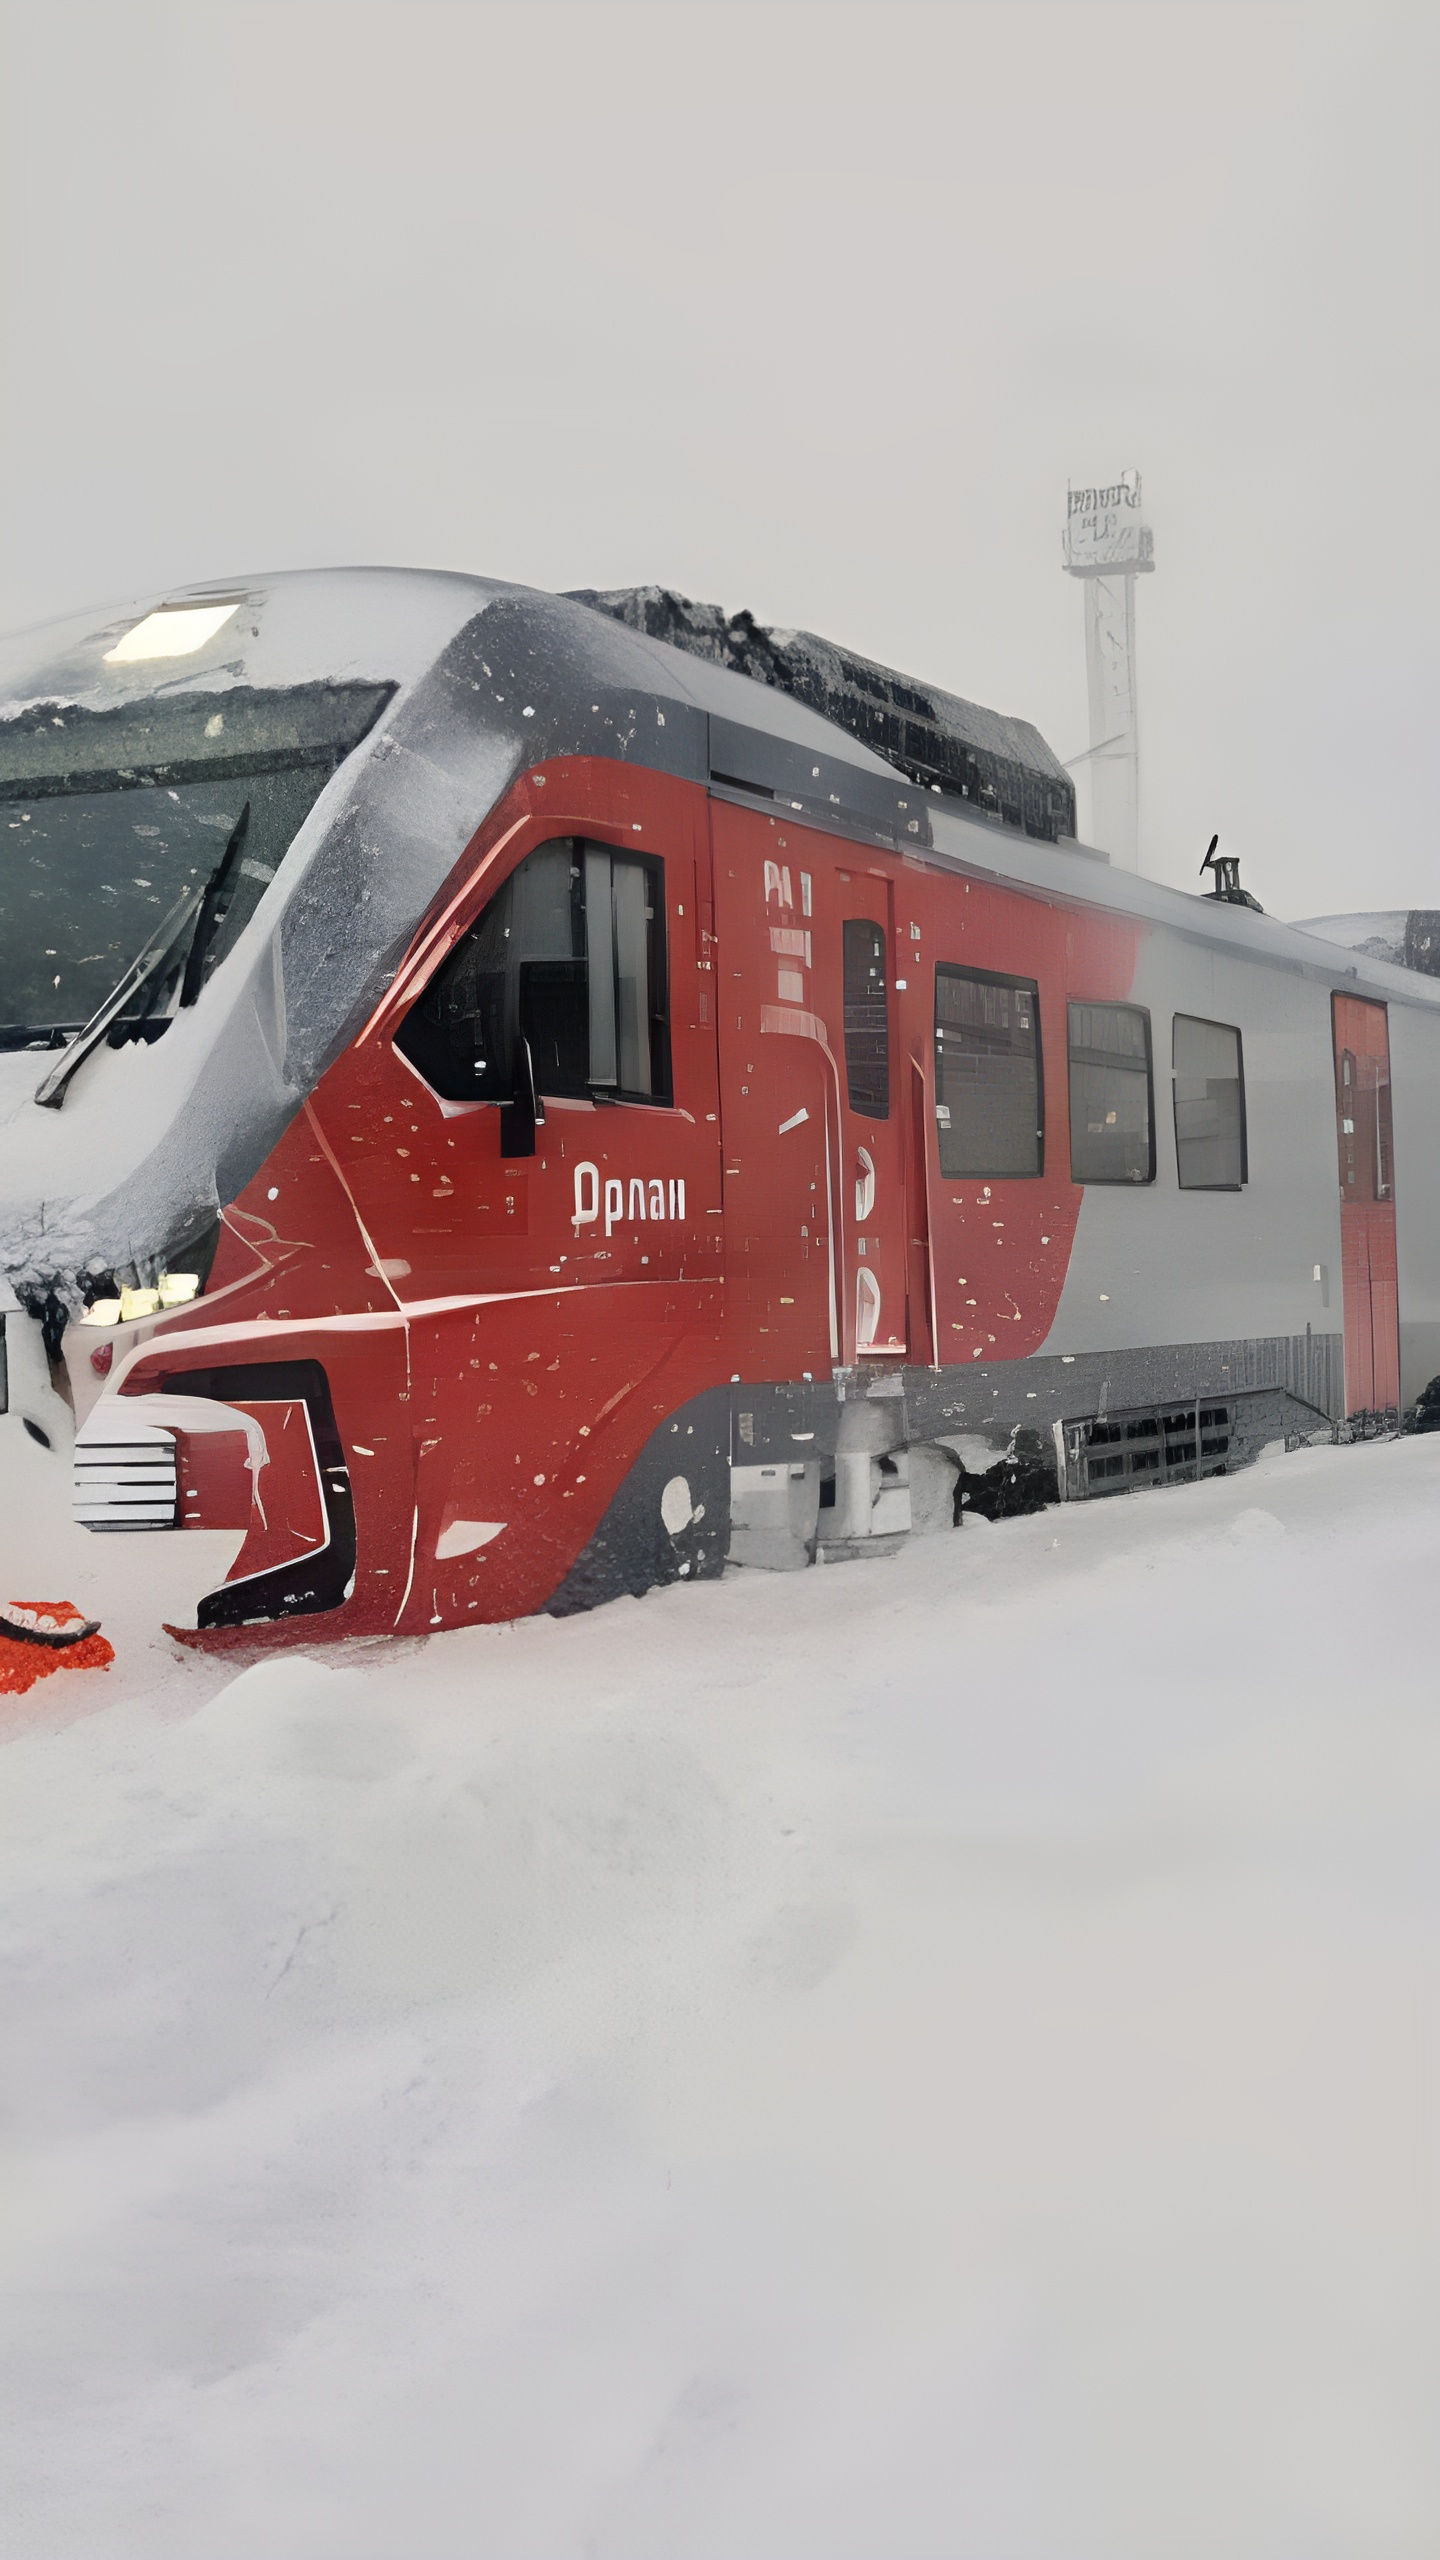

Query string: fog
[1,0,1435,917]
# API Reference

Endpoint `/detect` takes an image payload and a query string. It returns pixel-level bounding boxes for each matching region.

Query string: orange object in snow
[0,1601,114,1696]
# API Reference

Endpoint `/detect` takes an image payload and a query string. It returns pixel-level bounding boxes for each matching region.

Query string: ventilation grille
[1061,1403,1232,1499]
[73,1419,178,1530]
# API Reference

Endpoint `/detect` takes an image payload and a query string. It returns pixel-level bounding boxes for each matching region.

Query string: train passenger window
[395,837,670,1106]
[1068,1003,1154,1184]
[933,965,1043,1177]
[1173,1014,1246,1188]
[842,920,890,1117]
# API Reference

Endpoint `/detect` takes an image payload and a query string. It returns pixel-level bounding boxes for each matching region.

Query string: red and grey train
[1,567,1435,1648]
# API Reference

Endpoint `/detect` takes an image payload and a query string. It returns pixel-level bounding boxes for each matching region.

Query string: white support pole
[1063,472,1154,873]
[1084,573,1140,870]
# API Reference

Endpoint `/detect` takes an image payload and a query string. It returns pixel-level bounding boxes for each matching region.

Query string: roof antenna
[1200,833,1263,913]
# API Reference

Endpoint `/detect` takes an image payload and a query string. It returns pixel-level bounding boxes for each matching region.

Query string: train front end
[0,567,522,1647]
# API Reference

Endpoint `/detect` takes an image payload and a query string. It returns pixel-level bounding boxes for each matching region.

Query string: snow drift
[2,1421,1437,2557]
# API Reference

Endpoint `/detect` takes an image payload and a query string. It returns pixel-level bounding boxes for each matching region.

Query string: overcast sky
[2,0,1435,916]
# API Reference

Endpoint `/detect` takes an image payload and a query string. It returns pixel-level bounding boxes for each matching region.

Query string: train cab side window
[933,964,1043,1177]
[842,919,890,1117]
[1173,1014,1246,1188]
[395,837,671,1107]
[1068,1002,1155,1184]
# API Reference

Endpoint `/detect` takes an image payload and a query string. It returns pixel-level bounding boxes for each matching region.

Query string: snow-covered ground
[2,1424,1438,2559]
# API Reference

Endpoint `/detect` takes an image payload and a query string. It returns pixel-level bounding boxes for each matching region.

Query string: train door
[711,803,908,1371]
[712,800,837,1374]
[353,824,717,1305]
[812,868,908,1363]
[1332,992,1399,1415]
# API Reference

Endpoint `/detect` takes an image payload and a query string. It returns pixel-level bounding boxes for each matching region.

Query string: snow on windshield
[0,684,392,1045]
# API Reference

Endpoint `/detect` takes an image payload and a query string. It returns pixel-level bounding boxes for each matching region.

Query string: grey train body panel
[1039,928,1344,1366]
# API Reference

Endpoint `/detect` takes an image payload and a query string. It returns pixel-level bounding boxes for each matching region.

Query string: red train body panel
[115,754,1147,1643]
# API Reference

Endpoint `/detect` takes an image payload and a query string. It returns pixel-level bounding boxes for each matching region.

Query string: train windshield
[0,681,392,1048]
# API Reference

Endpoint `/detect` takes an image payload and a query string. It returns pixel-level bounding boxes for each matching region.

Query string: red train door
[1332,993,1399,1415]
[813,866,908,1364]
[711,807,909,1373]
[713,801,837,1373]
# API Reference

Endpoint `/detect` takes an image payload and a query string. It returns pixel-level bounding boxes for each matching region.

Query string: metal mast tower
[1063,471,1155,869]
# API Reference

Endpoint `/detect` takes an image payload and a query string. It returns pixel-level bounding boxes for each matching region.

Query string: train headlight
[103,603,240,663]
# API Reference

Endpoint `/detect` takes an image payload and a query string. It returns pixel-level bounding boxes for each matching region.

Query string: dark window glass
[396,837,670,1106]
[1068,1002,1154,1184]
[842,919,889,1117]
[1173,1014,1246,1187]
[933,965,1043,1176]
[1376,1060,1394,1200]
[1336,1041,1394,1201]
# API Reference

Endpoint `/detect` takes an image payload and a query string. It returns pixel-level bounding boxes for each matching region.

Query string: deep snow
[2,1425,1438,2558]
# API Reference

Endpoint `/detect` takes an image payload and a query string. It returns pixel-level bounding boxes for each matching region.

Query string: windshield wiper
[33,880,205,1108]
[179,800,249,1008]
[33,801,252,1111]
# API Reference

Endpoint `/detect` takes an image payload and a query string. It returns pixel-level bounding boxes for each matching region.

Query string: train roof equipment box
[566,586,1076,846]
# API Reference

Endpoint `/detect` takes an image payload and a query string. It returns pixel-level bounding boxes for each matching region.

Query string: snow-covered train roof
[0,564,919,788]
